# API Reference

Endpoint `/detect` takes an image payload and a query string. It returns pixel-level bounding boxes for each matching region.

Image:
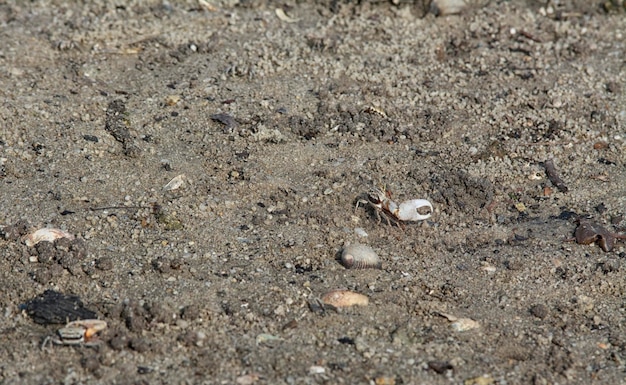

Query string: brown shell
[340,244,381,269]
[321,289,369,307]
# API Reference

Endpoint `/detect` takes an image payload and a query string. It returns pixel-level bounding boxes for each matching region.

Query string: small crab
[356,186,433,227]
[43,319,107,348]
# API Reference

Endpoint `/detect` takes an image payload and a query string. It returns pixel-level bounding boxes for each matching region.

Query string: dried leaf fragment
[544,159,568,193]
[574,218,626,252]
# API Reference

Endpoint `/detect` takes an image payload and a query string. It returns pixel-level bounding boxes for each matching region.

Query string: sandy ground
[1,1,626,384]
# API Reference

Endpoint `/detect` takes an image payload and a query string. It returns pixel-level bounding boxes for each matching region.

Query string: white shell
[163,174,185,191]
[24,228,74,247]
[395,199,433,221]
[341,244,381,269]
[439,312,480,332]
[431,0,467,16]
[322,289,369,307]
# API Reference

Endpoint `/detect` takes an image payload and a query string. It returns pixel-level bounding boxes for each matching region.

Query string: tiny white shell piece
[163,174,185,191]
[354,227,368,237]
[431,0,467,16]
[395,199,433,221]
[439,312,480,332]
[450,318,480,332]
[24,228,74,247]
[275,8,299,23]
[341,244,381,269]
[309,365,326,375]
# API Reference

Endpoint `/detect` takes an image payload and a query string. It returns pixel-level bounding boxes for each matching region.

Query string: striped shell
[341,244,381,269]
[322,290,369,307]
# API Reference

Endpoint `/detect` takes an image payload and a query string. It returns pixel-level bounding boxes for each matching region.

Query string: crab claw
[395,199,433,221]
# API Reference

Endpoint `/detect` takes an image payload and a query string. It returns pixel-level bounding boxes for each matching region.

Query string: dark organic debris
[105,99,140,157]
[337,336,355,345]
[574,218,626,252]
[554,210,577,221]
[22,290,97,325]
[210,112,238,132]
[544,159,568,193]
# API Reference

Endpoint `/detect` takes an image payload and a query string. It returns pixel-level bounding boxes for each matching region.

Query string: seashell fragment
[439,312,480,332]
[341,244,381,269]
[255,333,281,346]
[163,174,185,191]
[24,228,74,247]
[236,374,261,385]
[275,8,299,23]
[430,0,467,16]
[308,366,325,375]
[322,289,369,308]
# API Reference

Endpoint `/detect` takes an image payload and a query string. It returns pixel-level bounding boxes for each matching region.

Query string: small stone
[321,289,369,307]
[129,338,150,353]
[109,333,129,350]
[529,304,549,319]
[95,257,114,271]
[428,360,453,374]
[181,304,201,320]
[308,366,325,374]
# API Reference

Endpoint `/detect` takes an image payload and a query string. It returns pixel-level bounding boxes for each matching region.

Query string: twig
[544,159,568,193]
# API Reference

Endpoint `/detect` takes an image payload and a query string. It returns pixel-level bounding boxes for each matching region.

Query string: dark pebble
[81,355,100,372]
[69,238,88,259]
[177,330,198,347]
[33,268,53,284]
[606,81,621,93]
[597,260,620,274]
[96,257,114,271]
[137,366,155,375]
[109,333,129,351]
[35,242,56,264]
[48,264,66,279]
[504,259,524,271]
[152,257,172,274]
[55,237,72,251]
[181,304,201,320]
[529,304,549,319]
[2,219,30,241]
[428,360,453,374]
[129,338,150,353]
[58,253,78,270]
[83,135,99,142]
[145,301,171,324]
[122,302,149,332]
